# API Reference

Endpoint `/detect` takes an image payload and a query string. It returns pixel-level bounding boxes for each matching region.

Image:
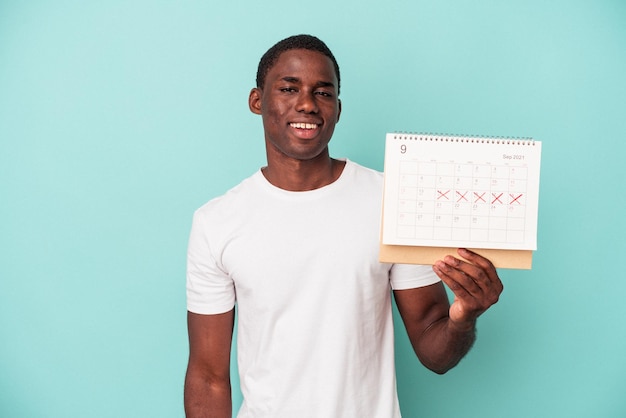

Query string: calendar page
[382,133,542,251]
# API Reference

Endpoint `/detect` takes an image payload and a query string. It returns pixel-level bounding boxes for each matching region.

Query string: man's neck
[262,155,346,192]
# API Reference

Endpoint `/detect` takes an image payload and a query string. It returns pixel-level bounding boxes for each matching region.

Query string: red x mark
[510,193,523,205]
[474,192,486,203]
[492,193,504,204]
[456,191,468,202]
[437,190,450,200]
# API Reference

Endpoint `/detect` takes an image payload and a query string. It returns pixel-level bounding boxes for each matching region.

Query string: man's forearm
[184,374,232,418]
[414,316,476,374]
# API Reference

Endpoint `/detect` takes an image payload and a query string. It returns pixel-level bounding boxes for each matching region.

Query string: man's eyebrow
[280,76,300,84]
[315,81,336,89]
[280,77,336,89]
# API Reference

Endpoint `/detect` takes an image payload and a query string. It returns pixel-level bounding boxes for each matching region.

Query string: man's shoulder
[346,159,382,175]
[344,159,384,188]
[195,170,261,217]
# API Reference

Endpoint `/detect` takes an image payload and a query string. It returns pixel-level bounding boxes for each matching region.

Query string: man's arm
[394,248,503,374]
[184,309,235,418]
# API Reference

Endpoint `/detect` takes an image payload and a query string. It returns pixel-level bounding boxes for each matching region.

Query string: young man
[185,35,503,418]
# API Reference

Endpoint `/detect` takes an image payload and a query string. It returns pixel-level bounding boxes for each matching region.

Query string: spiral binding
[391,132,535,146]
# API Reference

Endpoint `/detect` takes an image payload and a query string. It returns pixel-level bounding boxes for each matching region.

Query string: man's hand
[432,248,503,330]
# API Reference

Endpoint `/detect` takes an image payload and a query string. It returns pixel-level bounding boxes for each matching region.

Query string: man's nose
[295,91,318,113]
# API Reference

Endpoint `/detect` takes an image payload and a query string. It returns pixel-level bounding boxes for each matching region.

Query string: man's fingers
[433,258,479,296]
[455,249,503,293]
[433,250,503,311]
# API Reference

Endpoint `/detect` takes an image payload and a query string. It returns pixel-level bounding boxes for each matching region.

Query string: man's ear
[336,98,342,123]
[249,88,262,115]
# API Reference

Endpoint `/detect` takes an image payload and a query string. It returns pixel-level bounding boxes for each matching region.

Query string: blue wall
[1,1,625,417]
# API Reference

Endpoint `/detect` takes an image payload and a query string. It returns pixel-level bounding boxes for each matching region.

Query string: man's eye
[315,91,332,97]
[280,87,297,93]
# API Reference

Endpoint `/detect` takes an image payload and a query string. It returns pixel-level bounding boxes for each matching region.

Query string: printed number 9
[400,144,407,154]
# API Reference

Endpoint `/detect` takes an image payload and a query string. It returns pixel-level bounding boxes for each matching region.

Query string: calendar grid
[395,160,529,245]
[382,133,541,251]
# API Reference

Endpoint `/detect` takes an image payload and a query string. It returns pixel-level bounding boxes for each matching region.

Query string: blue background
[1,1,625,417]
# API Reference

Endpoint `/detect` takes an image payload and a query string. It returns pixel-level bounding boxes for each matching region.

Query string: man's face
[249,49,341,162]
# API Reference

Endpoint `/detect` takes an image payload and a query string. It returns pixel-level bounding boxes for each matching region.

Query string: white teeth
[290,123,318,129]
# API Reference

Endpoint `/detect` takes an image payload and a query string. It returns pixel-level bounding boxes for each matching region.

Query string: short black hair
[256,34,341,95]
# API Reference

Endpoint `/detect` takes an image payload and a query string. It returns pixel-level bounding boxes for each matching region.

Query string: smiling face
[249,49,341,164]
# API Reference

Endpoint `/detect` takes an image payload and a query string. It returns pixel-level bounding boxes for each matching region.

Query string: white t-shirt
[187,160,439,417]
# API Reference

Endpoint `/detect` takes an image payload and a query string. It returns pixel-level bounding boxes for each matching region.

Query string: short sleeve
[389,263,440,290]
[186,210,236,314]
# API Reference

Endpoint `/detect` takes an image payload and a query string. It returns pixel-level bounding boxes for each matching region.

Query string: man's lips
[289,122,320,130]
